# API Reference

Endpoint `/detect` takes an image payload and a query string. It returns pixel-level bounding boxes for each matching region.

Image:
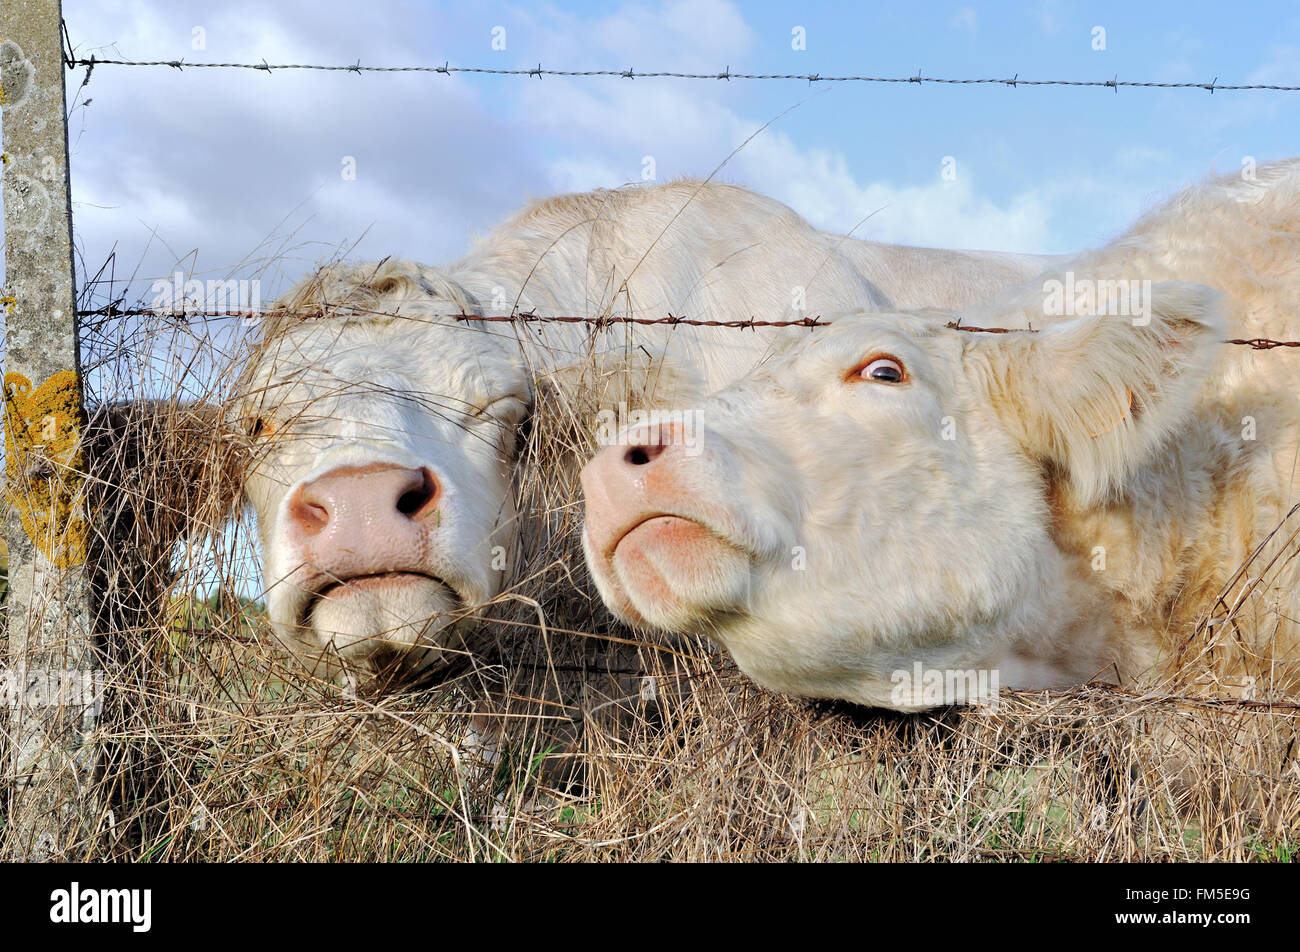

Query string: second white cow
[581,161,1300,709]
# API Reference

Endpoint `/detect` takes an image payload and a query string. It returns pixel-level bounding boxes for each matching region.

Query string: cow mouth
[608,514,710,561]
[299,571,457,628]
[612,513,683,552]
[607,513,753,575]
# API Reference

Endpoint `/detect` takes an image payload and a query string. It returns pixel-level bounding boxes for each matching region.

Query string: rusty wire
[76,305,831,329]
[77,306,1300,347]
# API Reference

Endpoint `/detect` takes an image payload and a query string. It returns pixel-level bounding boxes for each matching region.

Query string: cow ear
[87,399,249,626]
[960,281,1224,504]
[88,399,247,540]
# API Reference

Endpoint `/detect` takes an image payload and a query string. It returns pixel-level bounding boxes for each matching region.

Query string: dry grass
[2,286,1298,863]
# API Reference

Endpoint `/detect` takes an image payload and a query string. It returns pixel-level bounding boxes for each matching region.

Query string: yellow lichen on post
[4,370,88,567]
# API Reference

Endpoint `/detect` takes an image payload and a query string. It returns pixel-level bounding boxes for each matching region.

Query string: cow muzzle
[580,423,750,630]
[279,462,471,673]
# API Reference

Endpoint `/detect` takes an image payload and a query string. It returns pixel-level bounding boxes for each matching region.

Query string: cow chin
[304,573,469,681]
[595,516,753,633]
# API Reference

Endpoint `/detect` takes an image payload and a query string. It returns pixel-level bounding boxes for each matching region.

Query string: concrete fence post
[1,0,100,861]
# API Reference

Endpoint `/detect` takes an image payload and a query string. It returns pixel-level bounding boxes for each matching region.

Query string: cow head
[237,260,703,688]
[581,282,1224,708]
[236,261,531,685]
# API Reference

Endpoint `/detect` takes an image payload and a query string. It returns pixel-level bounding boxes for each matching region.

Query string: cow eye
[249,415,275,438]
[480,395,528,424]
[854,357,905,384]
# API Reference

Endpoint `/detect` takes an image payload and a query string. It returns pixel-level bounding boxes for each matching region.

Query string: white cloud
[513,71,1052,251]
[1032,0,1070,36]
[1247,43,1300,85]
[591,0,755,67]
[56,0,548,297]
[740,135,1053,251]
[503,0,754,70]
[948,6,978,34]
[33,0,1083,311]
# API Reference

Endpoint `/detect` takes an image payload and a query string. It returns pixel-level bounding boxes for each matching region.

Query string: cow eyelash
[845,355,907,384]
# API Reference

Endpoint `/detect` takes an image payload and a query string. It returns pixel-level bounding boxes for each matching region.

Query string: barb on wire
[59,55,1300,93]
[73,305,1300,348]
[1224,337,1300,350]
[945,320,1033,335]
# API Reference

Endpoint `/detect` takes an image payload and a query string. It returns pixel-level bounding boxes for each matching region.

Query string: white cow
[581,161,1300,710]
[235,180,1050,685]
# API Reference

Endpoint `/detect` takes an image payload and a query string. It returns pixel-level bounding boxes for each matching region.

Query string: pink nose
[286,463,440,579]
[581,424,686,560]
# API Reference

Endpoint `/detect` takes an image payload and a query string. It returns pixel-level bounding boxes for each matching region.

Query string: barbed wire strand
[73,306,1300,348]
[61,55,1300,93]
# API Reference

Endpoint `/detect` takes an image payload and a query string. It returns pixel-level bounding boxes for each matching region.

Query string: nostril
[396,467,440,519]
[289,495,330,536]
[624,443,667,466]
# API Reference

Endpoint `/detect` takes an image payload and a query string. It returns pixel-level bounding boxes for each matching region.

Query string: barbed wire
[60,54,1300,93]
[457,311,829,328]
[945,321,1300,349]
[74,305,1300,347]
[74,305,831,329]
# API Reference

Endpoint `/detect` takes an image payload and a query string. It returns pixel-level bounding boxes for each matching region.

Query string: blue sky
[16,0,1300,301]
